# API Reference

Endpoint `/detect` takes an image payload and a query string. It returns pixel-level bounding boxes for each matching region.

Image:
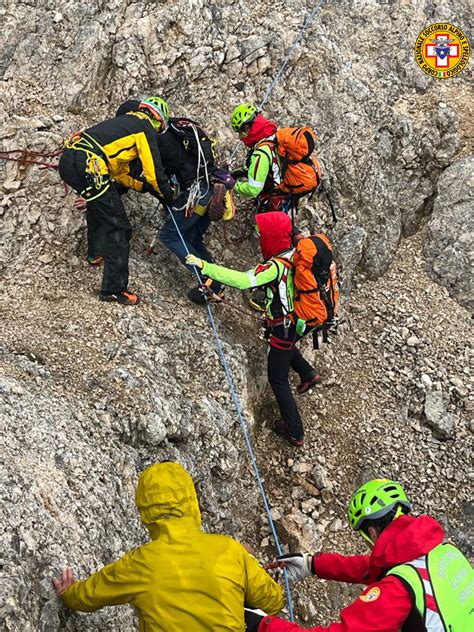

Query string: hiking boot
[86,255,104,266]
[187,280,224,305]
[99,290,139,305]
[297,371,322,394]
[272,418,304,447]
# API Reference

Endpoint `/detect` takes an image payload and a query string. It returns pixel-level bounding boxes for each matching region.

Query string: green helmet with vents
[139,96,170,131]
[230,102,258,132]
[348,479,412,531]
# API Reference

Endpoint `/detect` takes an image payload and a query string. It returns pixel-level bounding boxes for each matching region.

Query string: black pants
[59,149,132,294]
[267,324,314,440]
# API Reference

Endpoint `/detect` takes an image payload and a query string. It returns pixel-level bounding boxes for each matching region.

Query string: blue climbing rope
[228,0,328,164]
[164,205,295,621]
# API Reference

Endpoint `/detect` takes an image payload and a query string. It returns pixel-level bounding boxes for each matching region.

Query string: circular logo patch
[360,587,381,603]
[414,23,470,78]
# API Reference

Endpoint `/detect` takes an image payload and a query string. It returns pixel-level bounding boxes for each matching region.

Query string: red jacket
[259,515,444,632]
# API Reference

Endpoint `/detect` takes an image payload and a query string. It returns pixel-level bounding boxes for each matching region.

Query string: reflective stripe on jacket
[387,542,474,631]
[234,140,281,198]
[202,250,294,320]
[62,463,283,631]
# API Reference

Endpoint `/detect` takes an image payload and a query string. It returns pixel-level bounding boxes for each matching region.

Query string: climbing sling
[64,130,110,201]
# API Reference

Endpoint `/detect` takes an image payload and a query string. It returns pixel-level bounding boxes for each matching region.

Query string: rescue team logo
[360,587,381,603]
[414,23,470,78]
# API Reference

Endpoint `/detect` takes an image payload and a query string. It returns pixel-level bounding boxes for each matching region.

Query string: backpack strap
[253,140,277,165]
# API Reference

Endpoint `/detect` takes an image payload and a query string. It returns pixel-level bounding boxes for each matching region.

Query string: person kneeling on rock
[52,461,283,631]
[252,478,473,632]
[186,211,321,448]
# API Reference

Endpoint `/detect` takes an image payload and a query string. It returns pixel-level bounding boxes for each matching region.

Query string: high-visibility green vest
[387,542,474,631]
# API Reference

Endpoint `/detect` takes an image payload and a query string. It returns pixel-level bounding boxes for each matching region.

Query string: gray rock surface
[423,389,455,439]
[1,0,473,630]
[425,155,474,313]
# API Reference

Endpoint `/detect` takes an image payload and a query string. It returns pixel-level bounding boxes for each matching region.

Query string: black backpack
[169,117,216,167]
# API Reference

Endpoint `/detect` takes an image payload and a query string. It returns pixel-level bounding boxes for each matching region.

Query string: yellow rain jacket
[62,462,283,630]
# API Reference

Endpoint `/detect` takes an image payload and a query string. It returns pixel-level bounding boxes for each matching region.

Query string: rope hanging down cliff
[165,203,296,621]
[227,0,328,165]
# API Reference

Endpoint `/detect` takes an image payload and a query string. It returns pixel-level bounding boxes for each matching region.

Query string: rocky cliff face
[1,0,472,630]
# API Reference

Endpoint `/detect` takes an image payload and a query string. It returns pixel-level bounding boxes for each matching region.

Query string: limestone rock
[425,156,474,314]
[276,509,321,552]
[423,390,455,440]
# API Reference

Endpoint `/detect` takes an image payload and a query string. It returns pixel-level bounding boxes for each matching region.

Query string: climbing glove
[141,181,163,200]
[296,318,307,337]
[185,254,204,269]
[231,168,246,179]
[277,552,313,581]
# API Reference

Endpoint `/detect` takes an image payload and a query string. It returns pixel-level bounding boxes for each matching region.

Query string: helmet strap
[359,505,405,546]
[393,505,404,520]
[360,529,374,546]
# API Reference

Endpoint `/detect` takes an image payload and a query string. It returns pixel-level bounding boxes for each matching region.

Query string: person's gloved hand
[296,318,306,337]
[185,254,204,269]
[277,552,313,581]
[244,609,265,632]
[231,168,246,179]
[142,181,163,201]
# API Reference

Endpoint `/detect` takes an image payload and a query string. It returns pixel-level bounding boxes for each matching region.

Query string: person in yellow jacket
[59,96,176,305]
[52,462,283,630]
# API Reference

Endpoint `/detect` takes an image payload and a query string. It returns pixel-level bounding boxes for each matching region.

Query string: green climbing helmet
[348,479,412,531]
[230,102,258,132]
[139,96,170,131]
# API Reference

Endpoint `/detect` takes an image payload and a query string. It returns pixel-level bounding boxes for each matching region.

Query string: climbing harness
[164,204,295,621]
[64,130,111,201]
[172,122,211,216]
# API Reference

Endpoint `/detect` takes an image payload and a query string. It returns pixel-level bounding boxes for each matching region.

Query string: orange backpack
[274,127,321,196]
[291,233,339,331]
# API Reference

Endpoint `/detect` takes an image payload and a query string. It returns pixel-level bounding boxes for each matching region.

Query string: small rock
[424,390,454,439]
[407,336,421,347]
[292,462,312,474]
[421,373,432,389]
[311,465,328,490]
[38,254,54,264]
[275,510,320,551]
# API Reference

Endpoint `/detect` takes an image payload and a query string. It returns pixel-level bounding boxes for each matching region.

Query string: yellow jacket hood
[135,462,201,538]
[62,461,283,630]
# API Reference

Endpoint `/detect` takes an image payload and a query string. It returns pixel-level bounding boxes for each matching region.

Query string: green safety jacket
[386,542,474,631]
[202,251,294,320]
[234,142,281,198]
